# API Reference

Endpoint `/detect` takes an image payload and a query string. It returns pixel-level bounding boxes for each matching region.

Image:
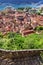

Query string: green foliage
[17,7,24,10]
[37,9,41,15]
[1,32,25,50]
[17,7,32,12]
[24,34,43,49]
[0,32,3,38]
[35,26,43,31]
[37,12,41,15]
[0,32,43,50]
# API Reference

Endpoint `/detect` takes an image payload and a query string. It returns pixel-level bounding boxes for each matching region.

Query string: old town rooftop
[0,9,43,35]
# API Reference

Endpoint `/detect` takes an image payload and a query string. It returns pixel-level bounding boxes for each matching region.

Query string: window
[17,16,24,21]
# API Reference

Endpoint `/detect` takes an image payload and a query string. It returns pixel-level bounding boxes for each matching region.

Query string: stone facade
[0,49,43,65]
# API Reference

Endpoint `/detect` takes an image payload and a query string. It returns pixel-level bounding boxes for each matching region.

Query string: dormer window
[17,16,24,21]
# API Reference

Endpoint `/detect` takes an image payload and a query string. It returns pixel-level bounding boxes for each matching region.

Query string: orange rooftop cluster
[0,8,43,36]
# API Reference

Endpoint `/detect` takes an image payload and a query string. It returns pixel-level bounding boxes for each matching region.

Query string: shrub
[0,32,43,50]
[35,26,43,31]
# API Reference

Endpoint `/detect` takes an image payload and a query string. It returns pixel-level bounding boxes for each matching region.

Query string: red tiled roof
[0,16,2,19]
[31,15,43,26]
[22,30,34,35]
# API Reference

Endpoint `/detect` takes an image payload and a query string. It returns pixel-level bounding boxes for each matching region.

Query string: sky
[0,0,41,4]
[0,0,43,10]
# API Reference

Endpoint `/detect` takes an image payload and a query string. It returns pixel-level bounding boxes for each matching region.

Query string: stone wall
[0,49,43,65]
